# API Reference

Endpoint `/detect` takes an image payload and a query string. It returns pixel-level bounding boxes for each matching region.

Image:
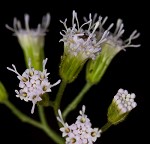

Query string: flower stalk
[54,79,67,116]
[63,82,92,119]
[0,82,8,103]
[4,100,64,144]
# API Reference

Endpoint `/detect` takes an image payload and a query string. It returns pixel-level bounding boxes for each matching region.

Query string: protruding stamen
[25,14,30,31]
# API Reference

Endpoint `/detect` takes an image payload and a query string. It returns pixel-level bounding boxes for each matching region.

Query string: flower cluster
[7,58,61,114]
[5,13,50,49]
[60,10,109,60]
[113,88,137,114]
[0,11,139,144]
[105,19,140,51]
[57,105,101,144]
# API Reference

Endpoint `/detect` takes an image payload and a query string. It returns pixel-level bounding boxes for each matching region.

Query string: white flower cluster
[113,88,137,114]
[7,58,61,114]
[5,13,50,50]
[60,10,109,60]
[106,19,141,50]
[84,14,140,50]
[6,13,50,37]
[57,105,101,144]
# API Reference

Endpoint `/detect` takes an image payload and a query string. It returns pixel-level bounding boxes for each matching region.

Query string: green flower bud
[0,82,8,103]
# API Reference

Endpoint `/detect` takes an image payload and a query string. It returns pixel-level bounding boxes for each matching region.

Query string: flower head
[107,88,137,124]
[86,14,140,84]
[113,88,137,114]
[7,58,61,114]
[57,105,101,143]
[60,10,109,60]
[59,11,109,83]
[6,14,50,69]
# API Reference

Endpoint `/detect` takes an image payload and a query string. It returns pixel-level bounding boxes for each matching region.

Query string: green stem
[62,82,92,119]
[38,106,65,143]
[38,105,48,126]
[42,126,65,144]
[101,121,112,133]
[4,100,64,144]
[4,100,43,128]
[54,80,67,116]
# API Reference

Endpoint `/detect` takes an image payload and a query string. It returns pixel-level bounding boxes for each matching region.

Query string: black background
[0,0,148,143]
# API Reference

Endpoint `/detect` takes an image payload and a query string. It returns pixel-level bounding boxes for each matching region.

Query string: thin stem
[101,121,112,133]
[38,105,47,126]
[62,82,92,119]
[42,126,65,144]
[4,100,64,144]
[4,100,43,129]
[54,79,67,116]
[38,106,65,143]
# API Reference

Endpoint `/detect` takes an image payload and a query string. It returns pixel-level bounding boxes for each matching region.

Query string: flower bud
[107,88,137,125]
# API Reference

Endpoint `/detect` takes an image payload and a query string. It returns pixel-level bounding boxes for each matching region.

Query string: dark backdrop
[0,0,148,143]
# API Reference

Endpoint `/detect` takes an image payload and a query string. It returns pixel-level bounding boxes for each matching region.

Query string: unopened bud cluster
[107,88,137,124]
